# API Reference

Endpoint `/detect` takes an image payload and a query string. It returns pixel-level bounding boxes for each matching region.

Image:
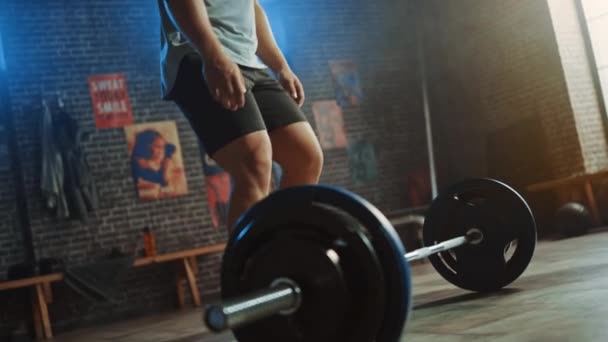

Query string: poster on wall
[312,100,348,150]
[199,142,231,229]
[405,165,432,207]
[329,60,363,107]
[205,173,232,230]
[88,73,133,129]
[348,140,378,185]
[124,121,188,200]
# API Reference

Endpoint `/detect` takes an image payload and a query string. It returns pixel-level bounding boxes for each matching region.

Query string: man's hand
[204,54,247,111]
[277,68,305,107]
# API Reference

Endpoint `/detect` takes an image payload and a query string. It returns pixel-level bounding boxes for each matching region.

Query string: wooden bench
[526,169,608,226]
[133,243,226,309]
[0,243,226,340]
[0,273,63,340]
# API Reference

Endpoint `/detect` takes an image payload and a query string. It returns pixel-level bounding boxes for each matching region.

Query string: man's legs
[171,55,276,232]
[251,69,324,188]
[171,56,322,231]
[211,131,273,232]
[211,122,322,232]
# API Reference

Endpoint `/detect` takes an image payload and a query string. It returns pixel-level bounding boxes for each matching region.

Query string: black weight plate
[222,188,386,342]
[304,187,412,342]
[423,178,537,292]
[222,185,411,342]
[236,233,351,341]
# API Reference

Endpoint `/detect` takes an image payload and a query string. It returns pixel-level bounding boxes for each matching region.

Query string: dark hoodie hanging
[41,96,99,222]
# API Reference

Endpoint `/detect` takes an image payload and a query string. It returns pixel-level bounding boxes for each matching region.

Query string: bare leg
[212,131,273,232]
[269,122,323,187]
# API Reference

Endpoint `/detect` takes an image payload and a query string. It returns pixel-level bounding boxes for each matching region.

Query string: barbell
[203,178,537,341]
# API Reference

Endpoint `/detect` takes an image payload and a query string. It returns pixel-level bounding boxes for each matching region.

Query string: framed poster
[329,60,363,107]
[89,73,133,129]
[348,140,378,185]
[124,121,188,200]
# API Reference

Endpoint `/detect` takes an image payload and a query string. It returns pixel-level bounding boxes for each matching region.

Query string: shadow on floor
[414,288,522,310]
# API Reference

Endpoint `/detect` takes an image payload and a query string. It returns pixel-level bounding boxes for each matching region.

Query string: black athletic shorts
[169,53,308,157]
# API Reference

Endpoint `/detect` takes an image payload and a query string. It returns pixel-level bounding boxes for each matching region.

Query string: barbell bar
[205,228,485,332]
[203,178,536,342]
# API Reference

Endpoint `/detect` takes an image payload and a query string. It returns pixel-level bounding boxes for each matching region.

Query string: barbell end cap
[204,305,228,332]
[465,228,484,245]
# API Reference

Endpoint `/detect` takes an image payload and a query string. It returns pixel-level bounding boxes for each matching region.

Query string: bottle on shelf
[143,226,157,257]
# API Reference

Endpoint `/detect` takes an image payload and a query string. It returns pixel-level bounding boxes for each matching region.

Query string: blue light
[236,222,252,242]
[259,0,289,62]
[0,32,5,71]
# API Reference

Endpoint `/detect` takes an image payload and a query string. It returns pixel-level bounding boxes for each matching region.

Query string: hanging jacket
[40,99,69,218]
[54,104,99,222]
[41,99,99,222]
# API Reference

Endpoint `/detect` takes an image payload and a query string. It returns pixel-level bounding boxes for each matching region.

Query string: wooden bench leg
[42,282,53,304]
[174,263,186,309]
[31,290,44,340]
[584,180,601,226]
[182,258,201,307]
[35,284,52,339]
[189,256,198,275]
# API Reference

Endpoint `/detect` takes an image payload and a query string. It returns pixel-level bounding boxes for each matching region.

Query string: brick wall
[0,160,20,272]
[547,0,608,173]
[0,0,228,334]
[271,0,427,206]
[419,0,587,189]
[0,0,424,335]
[0,77,24,279]
[1,66,30,338]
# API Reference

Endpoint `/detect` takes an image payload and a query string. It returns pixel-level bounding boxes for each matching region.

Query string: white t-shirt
[158,0,266,99]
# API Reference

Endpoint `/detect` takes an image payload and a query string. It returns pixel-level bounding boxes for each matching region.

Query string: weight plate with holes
[423,178,537,292]
[221,185,410,342]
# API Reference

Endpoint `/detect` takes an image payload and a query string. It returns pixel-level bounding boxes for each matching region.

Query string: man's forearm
[254,1,289,73]
[164,0,224,64]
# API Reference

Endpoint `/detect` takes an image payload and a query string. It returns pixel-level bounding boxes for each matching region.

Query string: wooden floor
[52,231,608,342]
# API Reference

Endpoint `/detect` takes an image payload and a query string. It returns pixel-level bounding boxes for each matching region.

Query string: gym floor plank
[50,230,608,342]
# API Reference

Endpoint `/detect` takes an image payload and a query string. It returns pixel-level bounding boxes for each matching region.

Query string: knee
[293,141,324,180]
[232,143,273,189]
[306,143,324,178]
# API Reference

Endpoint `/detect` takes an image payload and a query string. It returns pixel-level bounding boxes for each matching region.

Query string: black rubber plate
[423,178,537,292]
[222,185,411,342]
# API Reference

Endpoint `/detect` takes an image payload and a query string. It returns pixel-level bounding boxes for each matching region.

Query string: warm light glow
[581,0,608,108]
[581,0,608,18]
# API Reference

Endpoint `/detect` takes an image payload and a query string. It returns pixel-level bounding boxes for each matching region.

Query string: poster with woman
[329,60,363,107]
[124,121,188,200]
